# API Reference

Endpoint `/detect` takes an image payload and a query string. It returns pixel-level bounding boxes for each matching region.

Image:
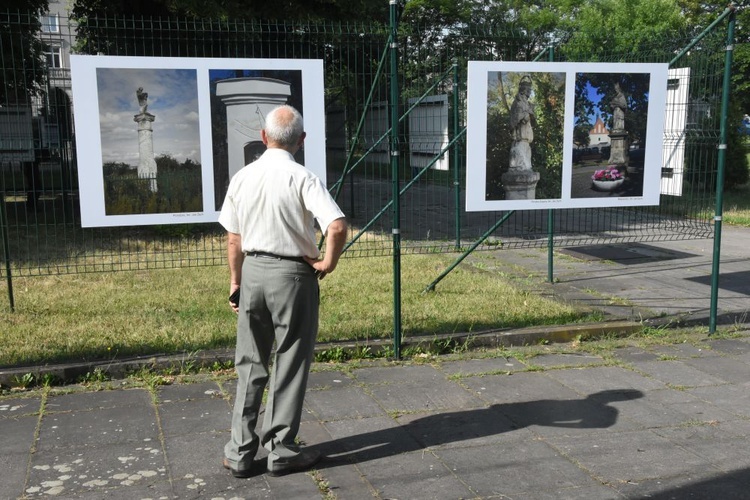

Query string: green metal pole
[452,61,461,251]
[389,0,402,359]
[709,6,736,334]
[547,45,555,283]
[424,210,515,293]
[0,177,14,311]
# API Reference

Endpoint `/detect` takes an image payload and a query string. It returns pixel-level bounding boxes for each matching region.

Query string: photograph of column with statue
[485,70,565,201]
[209,69,303,211]
[570,72,651,199]
[95,67,203,216]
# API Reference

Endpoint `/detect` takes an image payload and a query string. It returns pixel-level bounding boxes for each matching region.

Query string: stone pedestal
[134,112,157,192]
[608,130,629,168]
[215,78,292,179]
[503,141,539,200]
[502,169,540,200]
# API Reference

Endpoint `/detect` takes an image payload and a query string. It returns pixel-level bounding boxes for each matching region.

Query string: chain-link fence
[1,11,733,302]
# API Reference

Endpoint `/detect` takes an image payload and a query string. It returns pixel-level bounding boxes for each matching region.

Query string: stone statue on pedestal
[136,87,149,115]
[502,75,540,200]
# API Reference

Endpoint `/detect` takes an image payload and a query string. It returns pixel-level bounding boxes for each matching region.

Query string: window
[43,44,63,68]
[41,14,59,33]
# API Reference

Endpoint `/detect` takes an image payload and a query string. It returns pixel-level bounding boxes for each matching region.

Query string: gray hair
[264,105,304,147]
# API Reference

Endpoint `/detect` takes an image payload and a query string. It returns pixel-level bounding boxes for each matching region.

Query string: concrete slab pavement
[3,331,750,499]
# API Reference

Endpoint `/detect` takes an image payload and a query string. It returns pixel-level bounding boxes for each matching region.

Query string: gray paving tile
[525,352,606,368]
[436,440,608,497]
[36,405,160,451]
[707,338,750,355]
[612,346,661,363]
[354,449,475,500]
[365,376,481,413]
[304,385,387,421]
[351,363,444,385]
[158,397,231,437]
[156,380,223,402]
[322,415,423,464]
[549,429,717,483]
[0,396,42,418]
[614,470,750,499]
[649,342,721,359]
[688,383,750,419]
[395,406,527,450]
[681,355,750,384]
[545,365,668,395]
[44,388,151,412]
[438,356,526,376]
[628,360,728,388]
[461,371,582,404]
[307,369,355,389]
[0,415,37,499]
[25,441,167,498]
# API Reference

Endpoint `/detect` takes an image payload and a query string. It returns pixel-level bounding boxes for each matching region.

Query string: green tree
[1,0,49,105]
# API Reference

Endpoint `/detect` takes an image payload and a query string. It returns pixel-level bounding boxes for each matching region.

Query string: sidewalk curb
[0,320,644,388]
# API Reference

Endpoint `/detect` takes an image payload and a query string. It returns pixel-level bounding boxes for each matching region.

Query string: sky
[96,67,201,165]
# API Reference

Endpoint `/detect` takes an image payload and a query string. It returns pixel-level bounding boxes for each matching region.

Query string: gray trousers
[224,254,319,470]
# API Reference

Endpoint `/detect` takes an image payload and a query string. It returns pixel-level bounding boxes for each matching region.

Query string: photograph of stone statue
[208,69,303,211]
[94,67,203,216]
[71,55,325,227]
[466,61,667,212]
[485,70,565,202]
[570,72,652,199]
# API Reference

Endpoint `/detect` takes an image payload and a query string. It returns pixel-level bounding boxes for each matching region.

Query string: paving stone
[438,356,526,376]
[365,376,481,413]
[461,371,582,404]
[436,439,607,497]
[25,441,167,498]
[395,406,530,449]
[0,396,42,418]
[171,475,273,499]
[322,415,423,463]
[688,383,750,419]
[681,355,750,384]
[612,346,661,363]
[549,429,716,483]
[649,342,721,359]
[706,338,750,355]
[44,388,151,412]
[307,370,355,389]
[651,425,750,472]
[351,363,444,385]
[525,352,606,368]
[164,428,230,478]
[304,385,387,421]
[0,415,38,499]
[156,380,223,402]
[158,397,231,437]
[614,470,749,499]
[36,405,160,451]
[627,360,727,388]
[545,365,668,395]
[354,449,475,500]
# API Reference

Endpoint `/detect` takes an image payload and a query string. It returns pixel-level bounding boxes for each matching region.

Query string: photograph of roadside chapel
[571,72,652,199]
[208,69,304,211]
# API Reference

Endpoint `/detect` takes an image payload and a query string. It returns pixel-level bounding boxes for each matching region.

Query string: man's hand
[304,218,347,280]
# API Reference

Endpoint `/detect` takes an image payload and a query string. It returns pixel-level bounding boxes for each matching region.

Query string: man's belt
[245,251,307,264]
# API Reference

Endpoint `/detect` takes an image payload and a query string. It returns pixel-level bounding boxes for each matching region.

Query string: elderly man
[219,104,347,478]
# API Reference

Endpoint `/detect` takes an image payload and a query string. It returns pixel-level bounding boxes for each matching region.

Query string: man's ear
[261,129,269,145]
[297,131,307,147]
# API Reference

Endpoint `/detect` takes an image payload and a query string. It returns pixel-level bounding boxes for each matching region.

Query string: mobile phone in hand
[229,288,240,305]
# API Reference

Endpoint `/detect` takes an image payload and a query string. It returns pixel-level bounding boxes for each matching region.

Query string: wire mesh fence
[0,12,730,287]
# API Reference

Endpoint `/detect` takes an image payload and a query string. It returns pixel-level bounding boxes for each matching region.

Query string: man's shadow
[314,389,644,467]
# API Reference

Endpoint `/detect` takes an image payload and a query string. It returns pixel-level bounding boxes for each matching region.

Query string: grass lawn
[0,254,593,368]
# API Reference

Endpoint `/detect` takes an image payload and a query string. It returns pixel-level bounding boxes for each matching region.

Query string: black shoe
[223,457,261,478]
[267,449,322,477]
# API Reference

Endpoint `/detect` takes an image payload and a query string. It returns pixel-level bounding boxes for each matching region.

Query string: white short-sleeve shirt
[218,148,345,258]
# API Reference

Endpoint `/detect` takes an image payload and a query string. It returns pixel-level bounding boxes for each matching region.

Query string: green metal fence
[1,10,734,315]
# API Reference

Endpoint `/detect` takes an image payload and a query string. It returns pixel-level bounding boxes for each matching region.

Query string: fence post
[0,183,14,311]
[389,0,402,359]
[710,6,736,334]
[452,61,462,251]
[547,45,555,283]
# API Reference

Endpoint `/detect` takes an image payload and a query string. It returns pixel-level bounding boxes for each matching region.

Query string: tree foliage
[1,0,48,105]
